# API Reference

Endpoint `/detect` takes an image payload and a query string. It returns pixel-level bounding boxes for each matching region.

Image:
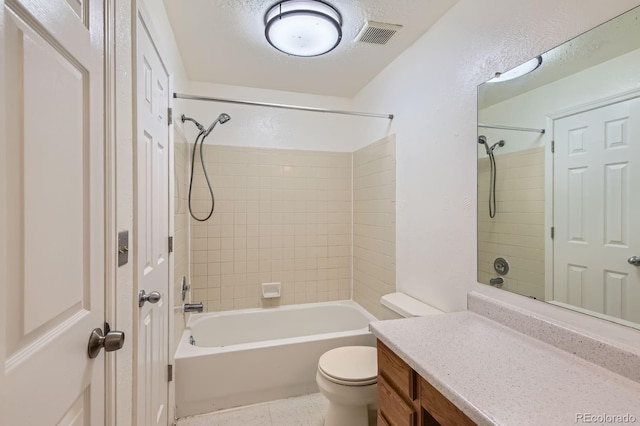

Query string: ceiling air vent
[356,21,403,45]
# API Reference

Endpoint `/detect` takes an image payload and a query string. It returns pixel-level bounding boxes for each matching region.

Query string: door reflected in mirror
[477,5,640,329]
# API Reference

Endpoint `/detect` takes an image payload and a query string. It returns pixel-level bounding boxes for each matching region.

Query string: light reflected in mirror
[477,5,640,329]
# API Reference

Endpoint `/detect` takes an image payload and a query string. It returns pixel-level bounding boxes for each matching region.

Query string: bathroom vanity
[371,292,640,426]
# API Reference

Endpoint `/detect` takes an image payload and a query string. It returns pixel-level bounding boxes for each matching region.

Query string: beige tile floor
[176,393,328,426]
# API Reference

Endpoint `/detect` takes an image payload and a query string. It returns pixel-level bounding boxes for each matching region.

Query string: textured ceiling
[162,0,459,97]
[479,5,640,108]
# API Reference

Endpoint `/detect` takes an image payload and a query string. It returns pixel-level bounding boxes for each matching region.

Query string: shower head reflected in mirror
[478,135,488,154]
[490,140,505,152]
[478,135,505,155]
[478,136,505,218]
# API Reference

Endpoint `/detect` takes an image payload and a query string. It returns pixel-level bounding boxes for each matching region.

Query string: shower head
[218,113,231,124]
[204,113,231,137]
[478,136,505,155]
[489,140,505,153]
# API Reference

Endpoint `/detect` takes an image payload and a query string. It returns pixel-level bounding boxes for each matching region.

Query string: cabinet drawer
[379,374,417,426]
[420,377,476,426]
[378,340,416,400]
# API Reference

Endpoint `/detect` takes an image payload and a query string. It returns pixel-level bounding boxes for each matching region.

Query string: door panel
[1,0,104,424]
[554,98,640,323]
[136,14,170,426]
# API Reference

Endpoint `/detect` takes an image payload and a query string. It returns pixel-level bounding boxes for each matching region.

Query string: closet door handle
[88,325,125,358]
[138,290,162,307]
[628,256,640,266]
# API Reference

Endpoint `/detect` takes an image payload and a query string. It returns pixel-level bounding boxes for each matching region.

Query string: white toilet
[317,293,443,426]
[316,345,378,426]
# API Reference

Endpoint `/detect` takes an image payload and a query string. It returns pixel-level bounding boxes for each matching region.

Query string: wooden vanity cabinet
[377,340,476,426]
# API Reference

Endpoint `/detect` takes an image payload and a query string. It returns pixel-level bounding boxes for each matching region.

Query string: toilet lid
[318,346,377,385]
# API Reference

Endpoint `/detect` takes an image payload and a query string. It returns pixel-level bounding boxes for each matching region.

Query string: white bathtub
[174,300,377,418]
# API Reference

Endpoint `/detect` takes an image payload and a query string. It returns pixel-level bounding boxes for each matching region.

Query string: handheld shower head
[489,140,505,152]
[204,113,231,136]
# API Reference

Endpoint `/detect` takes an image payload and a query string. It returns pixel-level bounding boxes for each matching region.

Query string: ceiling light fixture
[264,0,342,57]
[487,56,543,83]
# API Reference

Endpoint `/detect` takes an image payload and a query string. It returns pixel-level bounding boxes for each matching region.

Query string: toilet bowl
[316,346,377,426]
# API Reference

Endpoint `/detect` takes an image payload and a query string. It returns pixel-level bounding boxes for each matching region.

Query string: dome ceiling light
[487,56,543,83]
[264,0,342,57]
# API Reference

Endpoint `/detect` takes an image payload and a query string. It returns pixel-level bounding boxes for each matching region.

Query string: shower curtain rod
[173,93,394,120]
[478,123,545,134]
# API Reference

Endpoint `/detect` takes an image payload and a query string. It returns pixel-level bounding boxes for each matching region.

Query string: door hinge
[551,227,555,239]
[168,236,174,254]
[168,364,173,382]
[551,140,555,153]
[168,107,173,126]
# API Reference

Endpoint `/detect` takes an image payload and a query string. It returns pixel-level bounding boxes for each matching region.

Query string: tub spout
[183,303,203,313]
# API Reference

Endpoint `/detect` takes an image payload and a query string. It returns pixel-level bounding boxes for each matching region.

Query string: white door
[553,97,640,323]
[1,0,107,424]
[136,14,171,426]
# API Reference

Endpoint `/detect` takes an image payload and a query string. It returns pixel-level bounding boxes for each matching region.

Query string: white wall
[351,0,640,330]
[178,81,359,152]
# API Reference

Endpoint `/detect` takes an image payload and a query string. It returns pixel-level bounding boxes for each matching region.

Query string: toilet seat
[318,346,377,386]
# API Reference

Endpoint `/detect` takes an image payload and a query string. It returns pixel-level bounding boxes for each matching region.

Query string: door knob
[628,256,640,266]
[87,326,125,358]
[138,290,162,307]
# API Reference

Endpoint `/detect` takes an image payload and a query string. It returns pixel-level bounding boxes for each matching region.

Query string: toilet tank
[380,293,444,318]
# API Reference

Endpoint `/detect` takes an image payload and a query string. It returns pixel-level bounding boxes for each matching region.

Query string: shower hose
[188,130,215,222]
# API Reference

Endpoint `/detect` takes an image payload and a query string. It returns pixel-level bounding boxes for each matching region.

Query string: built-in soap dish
[262,282,281,299]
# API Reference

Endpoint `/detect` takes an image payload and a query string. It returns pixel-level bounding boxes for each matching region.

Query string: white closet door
[1,0,106,424]
[136,13,171,426]
[554,97,640,323]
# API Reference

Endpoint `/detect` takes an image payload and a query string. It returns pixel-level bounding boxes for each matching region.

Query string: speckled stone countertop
[370,311,640,426]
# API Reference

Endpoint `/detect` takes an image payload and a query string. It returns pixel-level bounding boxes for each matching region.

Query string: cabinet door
[420,377,476,426]
[378,340,416,400]
[378,375,417,426]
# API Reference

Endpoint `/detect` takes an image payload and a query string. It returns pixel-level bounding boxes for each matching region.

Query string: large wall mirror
[477,5,640,329]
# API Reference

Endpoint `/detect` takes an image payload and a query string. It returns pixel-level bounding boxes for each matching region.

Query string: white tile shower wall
[353,136,397,319]
[174,129,190,348]
[477,147,545,299]
[189,146,352,311]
